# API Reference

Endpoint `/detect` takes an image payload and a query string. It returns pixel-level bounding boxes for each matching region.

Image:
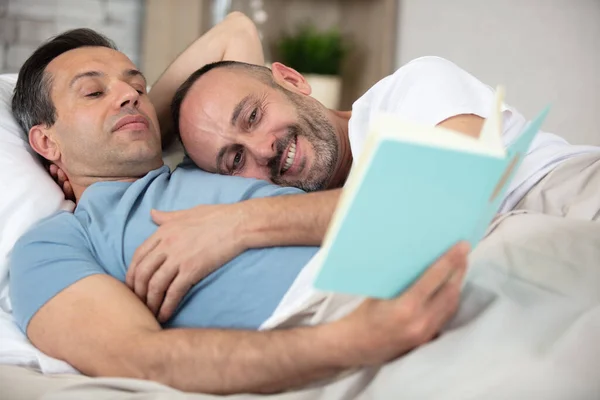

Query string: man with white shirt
[128,55,600,311]
[172,56,598,212]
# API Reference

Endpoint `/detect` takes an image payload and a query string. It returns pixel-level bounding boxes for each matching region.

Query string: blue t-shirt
[9,165,318,332]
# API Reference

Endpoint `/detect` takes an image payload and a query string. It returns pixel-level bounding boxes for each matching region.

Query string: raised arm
[28,243,468,394]
[149,12,264,144]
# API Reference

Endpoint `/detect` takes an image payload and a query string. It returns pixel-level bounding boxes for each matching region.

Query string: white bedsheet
[259,211,600,398]
[0,308,77,374]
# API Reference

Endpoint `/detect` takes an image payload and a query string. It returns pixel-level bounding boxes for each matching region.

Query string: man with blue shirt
[9,14,468,395]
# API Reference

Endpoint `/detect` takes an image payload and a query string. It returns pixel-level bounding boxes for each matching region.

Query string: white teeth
[282,141,296,173]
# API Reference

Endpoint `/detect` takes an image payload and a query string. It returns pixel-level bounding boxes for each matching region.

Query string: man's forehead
[46,47,135,82]
[180,75,247,171]
[192,67,264,95]
[182,75,239,127]
[180,86,227,153]
[179,115,223,172]
[184,68,267,121]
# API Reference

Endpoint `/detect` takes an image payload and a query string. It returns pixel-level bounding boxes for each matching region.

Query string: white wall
[395,0,600,145]
[0,0,143,74]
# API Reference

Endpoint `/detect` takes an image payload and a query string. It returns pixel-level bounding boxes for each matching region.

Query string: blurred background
[0,0,598,145]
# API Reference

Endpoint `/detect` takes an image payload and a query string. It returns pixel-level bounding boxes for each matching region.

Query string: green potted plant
[275,24,348,109]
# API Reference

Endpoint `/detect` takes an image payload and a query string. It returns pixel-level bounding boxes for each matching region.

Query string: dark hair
[170,60,274,141]
[11,28,116,139]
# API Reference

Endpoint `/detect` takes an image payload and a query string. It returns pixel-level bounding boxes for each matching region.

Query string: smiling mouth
[281,136,297,174]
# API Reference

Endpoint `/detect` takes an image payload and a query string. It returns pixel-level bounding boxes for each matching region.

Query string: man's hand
[49,164,75,201]
[337,241,470,366]
[127,189,339,322]
[126,204,247,322]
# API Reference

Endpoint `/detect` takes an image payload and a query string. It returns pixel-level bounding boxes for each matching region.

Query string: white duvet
[264,210,600,399]
[1,210,600,399]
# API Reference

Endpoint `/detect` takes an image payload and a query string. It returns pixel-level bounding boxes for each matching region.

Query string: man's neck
[71,175,138,203]
[327,110,353,189]
[70,161,164,203]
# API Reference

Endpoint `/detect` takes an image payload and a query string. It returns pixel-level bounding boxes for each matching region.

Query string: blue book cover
[313,89,550,299]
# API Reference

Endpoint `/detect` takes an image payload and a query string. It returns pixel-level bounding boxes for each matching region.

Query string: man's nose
[248,134,276,166]
[115,83,140,109]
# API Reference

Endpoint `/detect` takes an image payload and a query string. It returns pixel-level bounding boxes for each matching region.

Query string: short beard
[268,92,338,192]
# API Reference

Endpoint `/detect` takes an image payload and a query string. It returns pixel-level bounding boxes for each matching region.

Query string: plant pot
[304,74,342,109]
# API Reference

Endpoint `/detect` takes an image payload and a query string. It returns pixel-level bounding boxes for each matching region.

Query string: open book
[313,88,550,299]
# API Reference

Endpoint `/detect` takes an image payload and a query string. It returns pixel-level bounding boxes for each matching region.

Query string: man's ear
[271,62,312,96]
[29,125,60,162]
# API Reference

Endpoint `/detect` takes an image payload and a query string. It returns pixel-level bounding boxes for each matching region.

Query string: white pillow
[0,74,75,313]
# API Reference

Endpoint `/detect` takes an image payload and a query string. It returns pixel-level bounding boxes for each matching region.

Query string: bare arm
[146,114,483,249]
[149,12,265,145]
[238,114,484,247]
[28,275,348,394]
[239,188,341,248]
[29,242,468,394]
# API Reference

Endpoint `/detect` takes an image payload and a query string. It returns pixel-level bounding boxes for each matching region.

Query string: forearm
[149,12,264,144]
[142,323,352,395]
[240,189,342,249]
[29,274,354,395]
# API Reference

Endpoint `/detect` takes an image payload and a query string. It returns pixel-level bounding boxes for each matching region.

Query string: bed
[1,73,600,399]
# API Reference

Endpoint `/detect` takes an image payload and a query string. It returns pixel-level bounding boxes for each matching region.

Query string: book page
[373,113,505,158]
[478,86,506,153]
[488,153,521,203]
[320,124,381,260]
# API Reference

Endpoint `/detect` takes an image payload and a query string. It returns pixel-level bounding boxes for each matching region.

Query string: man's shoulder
[348,56,484,158]
[386,56,466,84]
[171,162,276,190]
[353,56,452,107]
[170,163,303,204]
[352,55,485,116]
[8,209,101,334]
[12,210,84,253]
[23,209,78,233]
[379,56,464,92]
[396,56,460,73]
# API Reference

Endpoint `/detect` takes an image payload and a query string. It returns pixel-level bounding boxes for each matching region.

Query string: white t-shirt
[348,56,600,213]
